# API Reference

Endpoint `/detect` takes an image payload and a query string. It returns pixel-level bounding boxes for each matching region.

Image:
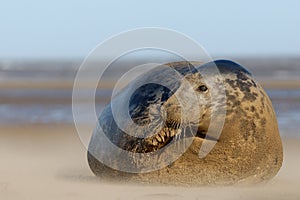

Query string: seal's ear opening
[196,85,208,93]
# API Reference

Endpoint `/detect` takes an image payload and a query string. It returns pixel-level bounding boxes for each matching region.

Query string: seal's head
[160,69,213,142]
[128,61,221,152]
[152,60,240,146]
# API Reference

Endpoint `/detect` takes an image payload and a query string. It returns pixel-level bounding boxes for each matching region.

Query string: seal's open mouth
[111,117,218,154]
[126,120,218,153]
[140,119,181,152]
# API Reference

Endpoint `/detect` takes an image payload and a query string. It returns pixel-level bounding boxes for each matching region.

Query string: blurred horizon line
[1,54,300,61]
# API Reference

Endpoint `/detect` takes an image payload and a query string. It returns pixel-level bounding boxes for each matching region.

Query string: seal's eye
[197,85,208,92]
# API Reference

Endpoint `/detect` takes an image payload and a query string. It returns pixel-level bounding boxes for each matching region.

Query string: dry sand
[0,124,299,200]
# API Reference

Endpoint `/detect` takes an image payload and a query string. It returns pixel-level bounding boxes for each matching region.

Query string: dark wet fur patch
[202,60,252,76]
[260,118,267,126]
[129,83,174,125]
[240,119,257,141]
[225,77,258,102]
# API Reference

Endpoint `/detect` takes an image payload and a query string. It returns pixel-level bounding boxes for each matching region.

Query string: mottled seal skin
[87,60,283,186]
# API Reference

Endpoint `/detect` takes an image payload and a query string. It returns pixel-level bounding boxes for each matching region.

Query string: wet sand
[1,78,300,90]
[0,124,299,199]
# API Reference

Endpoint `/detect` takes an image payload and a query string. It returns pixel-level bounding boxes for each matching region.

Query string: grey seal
[87,60,283,186]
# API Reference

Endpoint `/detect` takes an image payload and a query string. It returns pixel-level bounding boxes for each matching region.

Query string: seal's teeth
[161,134,165,142]
[156,135,162,142]
[152,139,158,146]
[166,131,170,137]
[170,130,176,137]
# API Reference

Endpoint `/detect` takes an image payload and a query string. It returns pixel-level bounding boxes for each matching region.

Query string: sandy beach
[0,124,299,200]
[0,59,299,199]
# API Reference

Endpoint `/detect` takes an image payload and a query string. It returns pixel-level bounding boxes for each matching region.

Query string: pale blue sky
[0,0,299,59]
